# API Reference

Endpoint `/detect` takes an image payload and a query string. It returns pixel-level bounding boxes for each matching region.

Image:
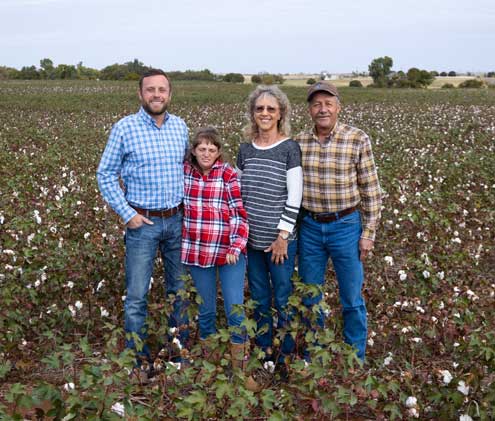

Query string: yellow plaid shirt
[295,122,382,241]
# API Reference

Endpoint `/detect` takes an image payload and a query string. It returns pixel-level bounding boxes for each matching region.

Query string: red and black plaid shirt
[181,160,249,268]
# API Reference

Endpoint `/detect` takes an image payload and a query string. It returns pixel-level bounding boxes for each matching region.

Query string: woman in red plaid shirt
[182,127,257,386]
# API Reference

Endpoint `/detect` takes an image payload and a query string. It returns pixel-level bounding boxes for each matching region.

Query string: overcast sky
[1,0,494,74]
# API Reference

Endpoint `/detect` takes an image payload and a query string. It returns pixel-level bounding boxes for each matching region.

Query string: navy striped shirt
[237,139,302,250]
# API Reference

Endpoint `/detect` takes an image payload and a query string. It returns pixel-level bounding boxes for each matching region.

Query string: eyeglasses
[254,105,278,114]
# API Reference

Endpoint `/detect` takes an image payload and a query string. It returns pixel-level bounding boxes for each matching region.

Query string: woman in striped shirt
[236,86,303,373]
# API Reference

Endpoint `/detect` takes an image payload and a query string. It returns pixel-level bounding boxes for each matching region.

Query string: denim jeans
[247,240,297,362]
[124,211,188,363]
[298,210,367,360]
[188,254,247,344]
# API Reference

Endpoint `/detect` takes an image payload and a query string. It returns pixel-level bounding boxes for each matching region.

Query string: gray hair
[243,85,291,139]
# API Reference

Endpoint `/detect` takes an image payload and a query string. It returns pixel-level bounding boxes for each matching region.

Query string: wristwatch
[278,231,289,240]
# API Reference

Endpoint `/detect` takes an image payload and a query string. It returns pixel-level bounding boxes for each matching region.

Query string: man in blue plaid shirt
[97,69,189,382]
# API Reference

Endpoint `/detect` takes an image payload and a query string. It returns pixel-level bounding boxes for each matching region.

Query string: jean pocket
[340,211,360,224]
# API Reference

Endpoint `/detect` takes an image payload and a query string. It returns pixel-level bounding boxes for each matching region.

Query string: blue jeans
[124,212,188,363]
[298,210,367,360]
[188,254,247,344]
[247,240,297,362]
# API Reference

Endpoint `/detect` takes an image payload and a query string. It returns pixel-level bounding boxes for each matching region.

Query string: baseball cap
[307,81,340,101]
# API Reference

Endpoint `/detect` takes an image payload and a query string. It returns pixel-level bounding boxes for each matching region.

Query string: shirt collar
[188,159,224,176]
[138,106,169,128]
[312,121,340,143]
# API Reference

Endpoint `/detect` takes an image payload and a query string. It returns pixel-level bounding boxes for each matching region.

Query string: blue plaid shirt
[97,107,189,223]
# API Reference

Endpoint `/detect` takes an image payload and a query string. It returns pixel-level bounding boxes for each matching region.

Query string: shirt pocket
[323,156,355,184]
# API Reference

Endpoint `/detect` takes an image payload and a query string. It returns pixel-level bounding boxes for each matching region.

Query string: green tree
[273,74,285,84]
[406,67,434,88]
[17,65,40,79]
[306,78,316,85]
[76,62,100,80]
[349,80,363,88]
[54,64,78,79]
[223,73,244,83]
[261,74,274,84]
[125,59,149,75]
[100,63,129,80]
[0,66,19,79]
[448,71,457,77]
[40,58,55,79]
[251,74,262,84]
[368,56,393,87]
[458,79,484,88]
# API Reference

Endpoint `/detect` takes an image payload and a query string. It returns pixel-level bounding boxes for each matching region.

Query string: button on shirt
[295,122,382,241]
[97,107,189,223]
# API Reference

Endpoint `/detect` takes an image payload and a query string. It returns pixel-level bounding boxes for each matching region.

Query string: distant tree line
[0,58,249,83]
[250,73,285,84]
[368,56,434,88]
[367,56,492,89]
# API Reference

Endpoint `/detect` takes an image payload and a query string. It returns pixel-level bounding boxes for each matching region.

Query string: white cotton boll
[100,307,109,317]
[423,270,430,279]
[263,361,275,373]
[68,305,75,316]
[459,415,473,421]
[66,281,74,289]
[111,402,125,416]
[384,256,394,266]
[166,361,182,370]
[398,270,407,281]
[457,380,470,396]
[407,408,419,418]
[74,300,83,310]
[172,337,183,350]
[169,327,178,334]
[383,353,393,366]
[367,338,374,347]
[411,337,422,343]
[405,396,417,408]
[437,271,445,280]
[84,232,90,240]
[63,382,75,392]
[96,279,105,291]
[439,370,453,385]
[33,210,42,224]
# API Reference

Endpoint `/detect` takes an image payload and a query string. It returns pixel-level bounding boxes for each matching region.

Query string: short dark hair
[139,69,172,92]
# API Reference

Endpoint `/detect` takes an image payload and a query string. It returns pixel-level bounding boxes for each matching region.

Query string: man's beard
[142,101,168,116]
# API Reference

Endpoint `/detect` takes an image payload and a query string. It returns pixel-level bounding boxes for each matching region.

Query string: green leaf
[215,381,230,400]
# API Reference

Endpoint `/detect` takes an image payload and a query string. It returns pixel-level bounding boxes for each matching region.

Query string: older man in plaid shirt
[295,81,382,361]
[97,69,189,381]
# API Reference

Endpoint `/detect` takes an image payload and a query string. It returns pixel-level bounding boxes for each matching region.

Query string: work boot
[230,343,262,392]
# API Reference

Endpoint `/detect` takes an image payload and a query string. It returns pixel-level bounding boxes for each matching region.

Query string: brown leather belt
[308,206,358,223]
[132,203,183,218]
